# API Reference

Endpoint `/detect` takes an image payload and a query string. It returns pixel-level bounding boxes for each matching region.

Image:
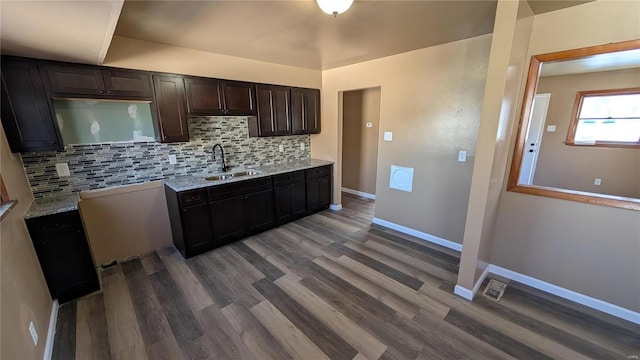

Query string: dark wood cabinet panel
[291,87,321,135]
[210,196,245,245]
[102,69,152,99]
[306,165,332,213]
[45,64,106,96]
[245,189,274,234]
[152,74,189,142]
[182,203,215,255]
[1,57,61,152]
[252,84,291,137]
[184,77,225,115]
[223,80,256,116]
[274,181,306,224]
[26,211,100,303]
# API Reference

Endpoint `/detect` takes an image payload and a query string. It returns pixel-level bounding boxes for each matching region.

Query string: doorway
[519,93,551,185]
[341,87,381,202]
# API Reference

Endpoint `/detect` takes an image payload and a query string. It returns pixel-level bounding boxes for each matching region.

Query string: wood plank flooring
[53,192,640,360]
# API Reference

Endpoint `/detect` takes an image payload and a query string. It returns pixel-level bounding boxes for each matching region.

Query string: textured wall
[21,117,310,198]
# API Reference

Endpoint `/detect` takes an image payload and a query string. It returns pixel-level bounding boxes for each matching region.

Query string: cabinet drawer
[305,165,332,180]
[28,211,83,238]
[273,170,304,186]
[209,177,272,201]
[179,189,208,207]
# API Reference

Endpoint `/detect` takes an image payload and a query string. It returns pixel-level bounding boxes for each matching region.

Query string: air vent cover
[483,279,507,301]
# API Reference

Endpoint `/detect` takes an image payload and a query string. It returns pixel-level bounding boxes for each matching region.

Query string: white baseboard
[329,204,342,211]
[342,187,376,200]
[454,285,474,300]
[43,299,59,360]
[488,264,640,325]
[371,217,463,252]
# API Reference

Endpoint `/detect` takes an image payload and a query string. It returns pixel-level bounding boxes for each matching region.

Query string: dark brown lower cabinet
[306,166,332,213]
[165,165,331,259]
[274,171,307,224]
[25,210,100,303]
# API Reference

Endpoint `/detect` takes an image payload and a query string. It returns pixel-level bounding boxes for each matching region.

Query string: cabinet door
[318,176,331,208]
[306,176,331,213]
[291,87,321,135]
[152,74,189,142]
[244,189,274,234]
[274,184,292,224]
[103,69,152,99]
[1,58,61,152]
[34,230,99,303]
[290,181,307,218]
[223,80,256,116]
[45,63,106,96]
[184,77,225,115]
[182,203,215,256]
[255,84,291,137]
[210,196,246,244]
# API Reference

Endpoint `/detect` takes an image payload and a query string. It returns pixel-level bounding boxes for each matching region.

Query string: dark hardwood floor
[52,192,640,359]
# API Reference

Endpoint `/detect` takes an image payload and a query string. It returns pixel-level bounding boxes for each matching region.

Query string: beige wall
[0,121,52,360]
[534,69,640,198]
[104,36,321,89]
[342,88,381,195]
[316,34,491,244]
[492,0,640,312]
[457,0,535,291]
[78,181,173,266]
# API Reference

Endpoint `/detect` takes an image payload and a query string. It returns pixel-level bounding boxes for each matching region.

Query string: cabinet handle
[99,90,105,94]
[50,140,57,145]
[107,90,112,94]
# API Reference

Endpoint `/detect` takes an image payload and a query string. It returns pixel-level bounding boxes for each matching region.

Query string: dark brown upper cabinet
[291,87,321,135]
[184,77,225,115]
[1,56,62,152]
[184,77,256,116]
[152,74,189,143]
[223,80,257,116]
[45,63,152,99]
[250,84,291,137]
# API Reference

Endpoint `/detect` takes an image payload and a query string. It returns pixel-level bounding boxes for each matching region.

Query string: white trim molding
[371,217,463,252]
[454,285,474,300]
[329,204,343,211]
[341,187,376,200]
[43,299,59,360]
[488,265,640,325]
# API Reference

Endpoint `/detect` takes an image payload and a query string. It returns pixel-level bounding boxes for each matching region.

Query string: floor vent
[483,279,507,302]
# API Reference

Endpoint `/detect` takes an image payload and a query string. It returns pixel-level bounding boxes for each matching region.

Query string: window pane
[574,118,640,143]
[579,93,640,119]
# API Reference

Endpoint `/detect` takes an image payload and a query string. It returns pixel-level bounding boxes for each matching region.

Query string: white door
[519,93,551,185]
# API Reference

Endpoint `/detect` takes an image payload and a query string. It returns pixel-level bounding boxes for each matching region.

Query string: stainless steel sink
[204,174,234,181]
[232,170,261,177]
[204,169,260,181]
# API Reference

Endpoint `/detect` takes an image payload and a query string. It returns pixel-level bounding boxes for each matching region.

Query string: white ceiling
[0,0,594,69]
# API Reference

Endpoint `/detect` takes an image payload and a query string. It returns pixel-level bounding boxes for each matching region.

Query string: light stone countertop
[24,193,80,219]
[24,159,334,219]
[163,158,334,192]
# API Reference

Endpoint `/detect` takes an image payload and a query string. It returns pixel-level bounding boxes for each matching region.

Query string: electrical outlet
[55,163,70,177]
[547,125,557,132]
[29,321,38,345]
[366,122,373,128]
[384,132,393,141]
[300,142,305,151]
[458,151,467,162]
[279,144,284,152]
[594,178,602,186]
[168,154,177,165]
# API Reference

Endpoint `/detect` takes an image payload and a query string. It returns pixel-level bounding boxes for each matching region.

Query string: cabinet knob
[50,140,57,145]
[99,90,105,94]
[107,90,112,94]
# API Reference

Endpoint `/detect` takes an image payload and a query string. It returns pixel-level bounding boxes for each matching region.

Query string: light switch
[458,151,467,162]
[594,178,602,186]
[384,132,393,141]
[366,122,373,128]
[55,163,70,177]
[547,125,557,132]
[168,154,177,165]
[279,144,284,152]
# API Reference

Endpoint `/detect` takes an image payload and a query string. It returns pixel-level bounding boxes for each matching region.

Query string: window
[566,88,640,148]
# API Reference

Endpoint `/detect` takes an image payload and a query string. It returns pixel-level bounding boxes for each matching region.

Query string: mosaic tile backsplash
[21,117,311,198]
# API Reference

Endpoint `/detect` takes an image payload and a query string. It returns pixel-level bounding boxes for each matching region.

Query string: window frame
[565,87,640,149]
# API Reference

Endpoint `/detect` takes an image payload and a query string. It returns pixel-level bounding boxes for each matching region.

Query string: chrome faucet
[212,143,228,172]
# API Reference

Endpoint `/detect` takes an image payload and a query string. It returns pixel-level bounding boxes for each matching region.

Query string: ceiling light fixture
[316,0,354,16]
